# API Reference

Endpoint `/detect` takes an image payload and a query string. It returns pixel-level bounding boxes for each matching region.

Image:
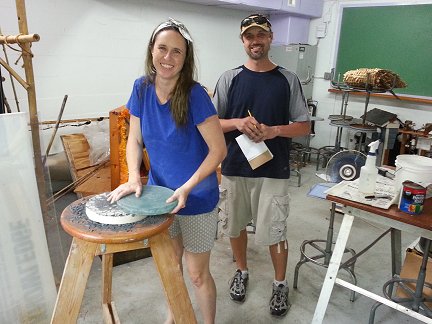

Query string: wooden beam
[0,33,40,44]
[40,116,108,125]
[15,0,49,225]
[0,57,29,89]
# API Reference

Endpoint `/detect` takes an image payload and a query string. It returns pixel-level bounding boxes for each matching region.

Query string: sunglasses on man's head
[241,15,271,28]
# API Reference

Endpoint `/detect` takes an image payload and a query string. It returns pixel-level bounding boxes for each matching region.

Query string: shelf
[176,0,323,17]
[328,89,432,105]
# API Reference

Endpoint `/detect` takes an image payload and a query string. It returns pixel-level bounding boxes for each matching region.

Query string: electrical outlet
[324,72,332,80]
[316,24,327,38]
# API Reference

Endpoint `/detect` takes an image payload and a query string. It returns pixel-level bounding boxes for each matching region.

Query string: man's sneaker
[269,283,290,317]
[229,269,248,302]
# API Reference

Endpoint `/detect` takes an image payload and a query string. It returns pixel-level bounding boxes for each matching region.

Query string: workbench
[312,195,432,323]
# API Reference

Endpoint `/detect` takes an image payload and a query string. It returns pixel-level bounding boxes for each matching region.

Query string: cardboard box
[396,248,432,308]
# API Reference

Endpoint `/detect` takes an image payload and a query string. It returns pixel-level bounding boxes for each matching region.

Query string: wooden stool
[51,196,197,324]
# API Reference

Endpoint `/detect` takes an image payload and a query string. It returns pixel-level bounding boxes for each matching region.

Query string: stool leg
[51,238,97,323]
[293,248,307,289]
[102,254,113,305]
[316,152,321,171]
[293,203,358,301]
[369,301,383,324]
[413,239,431,312]
[149,231,197,324]
[324,203,336,265]
[102,253,120,324]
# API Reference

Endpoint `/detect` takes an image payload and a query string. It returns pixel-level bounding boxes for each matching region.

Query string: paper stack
[236,134,273,170]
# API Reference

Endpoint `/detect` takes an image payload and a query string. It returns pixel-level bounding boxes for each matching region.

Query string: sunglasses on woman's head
[151,17,193,44]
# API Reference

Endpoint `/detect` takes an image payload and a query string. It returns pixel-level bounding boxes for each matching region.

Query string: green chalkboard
[335,4,432,98]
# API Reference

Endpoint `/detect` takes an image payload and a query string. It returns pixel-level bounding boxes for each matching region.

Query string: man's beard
[247,45,266,60]
[248,52,264,60]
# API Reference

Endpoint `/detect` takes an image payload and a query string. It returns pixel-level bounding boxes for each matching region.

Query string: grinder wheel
[325,150,366,183]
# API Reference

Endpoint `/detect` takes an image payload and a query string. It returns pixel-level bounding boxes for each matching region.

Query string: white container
[358,154,377,194]
[394,155,432,194]
[358,140,380,195]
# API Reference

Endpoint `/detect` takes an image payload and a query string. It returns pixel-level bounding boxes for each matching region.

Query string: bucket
[394,155,432,194]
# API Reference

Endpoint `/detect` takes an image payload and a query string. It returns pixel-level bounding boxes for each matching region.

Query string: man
[212,14,311,317]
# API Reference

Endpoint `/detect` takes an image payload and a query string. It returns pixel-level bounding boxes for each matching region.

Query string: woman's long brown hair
[145,26,196,126]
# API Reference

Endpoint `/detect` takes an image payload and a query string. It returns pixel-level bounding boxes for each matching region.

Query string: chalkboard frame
[333,3,432,99]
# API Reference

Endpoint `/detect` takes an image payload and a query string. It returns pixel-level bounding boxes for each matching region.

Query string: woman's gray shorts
[168,208,218,253]
[218,176,291,246]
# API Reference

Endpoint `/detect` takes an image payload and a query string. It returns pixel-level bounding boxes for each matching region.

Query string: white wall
[1,0,250,152]
[307,0,432,149]
[1,0,432,153]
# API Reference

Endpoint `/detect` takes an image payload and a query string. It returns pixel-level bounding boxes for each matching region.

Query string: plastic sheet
[0,112,56,323]
[83,121,110,165]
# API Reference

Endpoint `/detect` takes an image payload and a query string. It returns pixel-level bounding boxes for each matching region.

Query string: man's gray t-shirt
[212,65,310,179]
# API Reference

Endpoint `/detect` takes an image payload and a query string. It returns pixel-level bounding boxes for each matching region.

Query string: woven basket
[343,68,407,90]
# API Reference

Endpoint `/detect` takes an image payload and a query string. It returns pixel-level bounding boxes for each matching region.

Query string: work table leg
[391,229,402,276]
[312,213,354,323]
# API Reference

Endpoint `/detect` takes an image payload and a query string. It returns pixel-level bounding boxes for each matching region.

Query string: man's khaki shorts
[218,176,291,246]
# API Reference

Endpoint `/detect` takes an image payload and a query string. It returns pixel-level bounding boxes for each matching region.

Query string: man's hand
[259,123,279,141]
[237,116,264,142]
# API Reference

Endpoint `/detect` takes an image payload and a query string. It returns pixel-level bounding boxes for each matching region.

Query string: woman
[107,18,226,324]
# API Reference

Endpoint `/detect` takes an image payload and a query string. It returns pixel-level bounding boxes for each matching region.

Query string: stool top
[61,196,174,244]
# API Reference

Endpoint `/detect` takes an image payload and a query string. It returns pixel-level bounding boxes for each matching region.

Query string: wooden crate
[61,133,111,198]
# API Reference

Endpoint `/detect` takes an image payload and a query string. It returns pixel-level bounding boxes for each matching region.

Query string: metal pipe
[1,38,20,111]
[0,68,5,114]
[43,95,68,165]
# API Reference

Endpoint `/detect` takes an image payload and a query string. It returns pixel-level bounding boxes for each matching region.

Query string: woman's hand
[106,180,142,204]
[166,185,190,214]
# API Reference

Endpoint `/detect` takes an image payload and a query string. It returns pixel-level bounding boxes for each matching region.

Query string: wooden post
[15,0,50,224]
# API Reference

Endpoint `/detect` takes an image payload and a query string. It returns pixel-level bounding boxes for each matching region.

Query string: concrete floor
[50,162,423,324]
